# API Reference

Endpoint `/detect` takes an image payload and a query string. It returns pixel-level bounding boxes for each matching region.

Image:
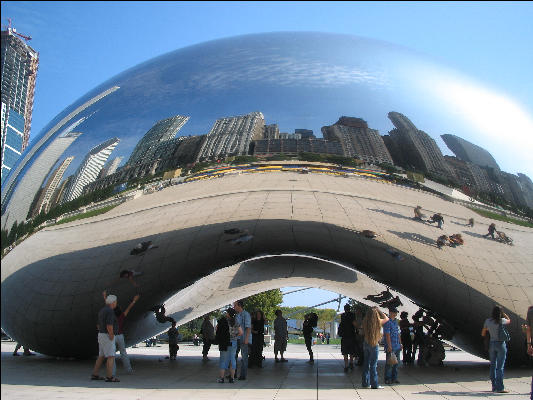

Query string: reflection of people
[413,206,423,220]
[436,235,448,249]
[151,304,176,324]
[361,307,389,389]
[484,223,496,239]
[428,213,444,229]
[273,309,288,363]
[466,218,474,227]
[481,306,511,393]
[12,343,33,356]
[448,234,464,247]
[130,241,157,255]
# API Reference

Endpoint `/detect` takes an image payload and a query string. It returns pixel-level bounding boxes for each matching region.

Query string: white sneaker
[372,386,385,389]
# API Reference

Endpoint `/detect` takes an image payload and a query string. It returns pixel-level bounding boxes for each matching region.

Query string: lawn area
[55,204,119,225]
[468,207,533,228]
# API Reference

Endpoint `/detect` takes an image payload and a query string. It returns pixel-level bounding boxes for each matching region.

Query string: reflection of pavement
[2,172,532,360]
[1,342,531,399]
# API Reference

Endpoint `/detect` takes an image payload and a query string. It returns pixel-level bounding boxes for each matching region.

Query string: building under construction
[1,21,39,184]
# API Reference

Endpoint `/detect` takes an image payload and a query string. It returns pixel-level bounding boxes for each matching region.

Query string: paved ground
[2,342,531,400]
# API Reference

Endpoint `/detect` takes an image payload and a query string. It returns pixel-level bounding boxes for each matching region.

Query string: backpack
[337,320,344,337]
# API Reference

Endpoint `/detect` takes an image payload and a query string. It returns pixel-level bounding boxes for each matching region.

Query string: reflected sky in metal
[2,32,531,223]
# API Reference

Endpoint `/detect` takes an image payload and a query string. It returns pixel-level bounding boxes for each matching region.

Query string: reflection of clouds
[188,56,388,90]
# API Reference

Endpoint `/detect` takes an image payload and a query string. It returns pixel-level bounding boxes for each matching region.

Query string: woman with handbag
[481,306,511,393]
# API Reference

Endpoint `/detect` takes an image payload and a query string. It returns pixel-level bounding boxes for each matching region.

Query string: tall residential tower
[1,26,39,184]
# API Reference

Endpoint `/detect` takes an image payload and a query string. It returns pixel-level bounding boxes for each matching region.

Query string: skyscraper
[1,86,120,221]
[99,156,123,178]
[295,129,315,139]
[321,116,393,164]
[197,112,265,161]
[263,124,279,139]
[1,27,39,183]
[441,134,500,170]
[127,115,189,166]
[63,137,119,203]
[384,112,453,176]
[31,156,74,217]
[0,132,81,230]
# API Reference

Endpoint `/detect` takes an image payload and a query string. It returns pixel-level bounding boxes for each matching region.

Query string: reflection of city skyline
[8,103,533,229]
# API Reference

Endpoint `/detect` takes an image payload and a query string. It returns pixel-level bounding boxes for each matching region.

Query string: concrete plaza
[2,341,531,400]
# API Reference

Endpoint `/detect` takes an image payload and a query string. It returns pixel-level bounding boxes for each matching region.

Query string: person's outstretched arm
[377,309,389,325]
[123,294,140,317]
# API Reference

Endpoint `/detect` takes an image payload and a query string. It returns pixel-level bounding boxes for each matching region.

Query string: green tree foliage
[280,306,340,327]
[298,152,362,167]
[230,155,258,165]
[243,289,283,322]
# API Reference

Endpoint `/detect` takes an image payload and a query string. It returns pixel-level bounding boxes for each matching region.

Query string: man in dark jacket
[339,304,356,372]
[303,314,314,364]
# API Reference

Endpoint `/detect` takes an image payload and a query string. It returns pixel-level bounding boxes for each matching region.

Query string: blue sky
[3,1,533,308]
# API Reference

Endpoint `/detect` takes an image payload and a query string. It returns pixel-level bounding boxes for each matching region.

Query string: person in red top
[103,291,140,375]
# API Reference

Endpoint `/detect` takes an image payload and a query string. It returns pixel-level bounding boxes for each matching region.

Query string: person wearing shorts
[91,294,120,382]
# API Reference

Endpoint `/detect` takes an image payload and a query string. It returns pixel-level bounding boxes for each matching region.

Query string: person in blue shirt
[383,307,402,385]
[233,300,252,380]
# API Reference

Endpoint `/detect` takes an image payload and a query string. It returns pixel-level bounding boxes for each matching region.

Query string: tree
[243,289,283,322]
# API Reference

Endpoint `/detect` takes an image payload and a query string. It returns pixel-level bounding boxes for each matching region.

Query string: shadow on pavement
[388,230,437,246]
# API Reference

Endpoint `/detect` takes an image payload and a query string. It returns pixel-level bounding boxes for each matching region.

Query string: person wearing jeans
[481,306,511,393]
[234,300,251,380]
[383,308,402,384]
[362,341,379,388]
[361,307,389,389]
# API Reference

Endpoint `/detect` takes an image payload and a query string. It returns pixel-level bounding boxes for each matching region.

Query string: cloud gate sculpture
[1,32,532,363]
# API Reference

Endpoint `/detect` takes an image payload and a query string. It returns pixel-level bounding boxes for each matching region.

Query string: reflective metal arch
[2,173,532,363]
[1,31,498,228]
[1,33,532,363]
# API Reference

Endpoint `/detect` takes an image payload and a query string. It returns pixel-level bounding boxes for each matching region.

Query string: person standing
[354,308,365,366]
[216,308,242,383]
[383,308,402,384]
[361,307,389,389]
[200,314,215,361]
[526,306,533,398]
[273,309,288,363]
[250,310,265,368]
[234,300,252,380]
[167,321,179,360]
[481,306,511,393]
[339,304,356,372]
[412,314,426,365]
[303,314,314,364]
[91,294,120,382]
[399,311,413,364]
[110,293,140,374]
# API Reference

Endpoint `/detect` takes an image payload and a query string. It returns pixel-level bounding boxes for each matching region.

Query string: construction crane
[2,18,32,41]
